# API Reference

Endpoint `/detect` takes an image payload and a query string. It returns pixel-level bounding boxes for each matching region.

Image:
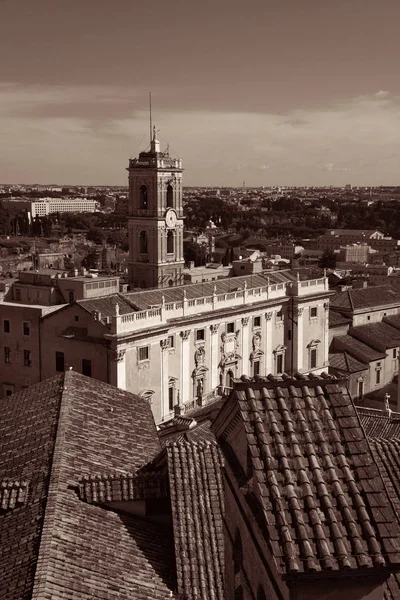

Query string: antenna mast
[149,91,152,143]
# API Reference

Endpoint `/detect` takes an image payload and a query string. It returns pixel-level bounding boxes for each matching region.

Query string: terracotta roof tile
[330,286,400,312]
[329,351,368,373]
[0,372,175,600]
[349,322,400,352]
[329,310,352,327]
[331,334,386,363]
[167,440,225,600]
[357,407,400,439]
[213,374,400,575]
[79,471,169,504]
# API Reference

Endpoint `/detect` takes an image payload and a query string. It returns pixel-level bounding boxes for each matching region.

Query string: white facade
[30,198,98,217]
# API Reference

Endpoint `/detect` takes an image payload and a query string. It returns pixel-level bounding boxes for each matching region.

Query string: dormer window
[139,185,148,210]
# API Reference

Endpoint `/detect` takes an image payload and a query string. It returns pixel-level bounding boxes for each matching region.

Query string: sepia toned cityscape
[2,1,400,599]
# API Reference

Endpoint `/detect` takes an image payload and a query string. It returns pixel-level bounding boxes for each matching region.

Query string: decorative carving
[241,317,249,326]
[194,345,206,367]
[265,311,273,321]
[307,339,321,348]
[250,331,264,361]
[219,330,241,368]
[295,307,304,317]
[160,339,169,350]
[180,330,191,341]
[108,348,126,362]
[210,324,219,334]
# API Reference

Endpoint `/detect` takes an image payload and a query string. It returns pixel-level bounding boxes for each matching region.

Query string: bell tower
[127,126,185,289]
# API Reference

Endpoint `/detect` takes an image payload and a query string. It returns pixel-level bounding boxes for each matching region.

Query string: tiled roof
[384,314,400,330]
[349,322,400,351]
[213,373,400,575]
[125,268,322,310]
[369,439,400,600]
[329,351,368,373]
[78,293,138,318]
[167,440,225,600]
[331,334,386,363]
[329,309,352,327]
[330,285,400,312]
[357,407,400,439]
[0,371,175,600]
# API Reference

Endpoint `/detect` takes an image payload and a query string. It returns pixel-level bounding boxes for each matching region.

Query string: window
[68,291,74,304]
[393,348,397,359]
[23,322,30,336]
[55,351,64,372]
[376,368,381,385]
[4,347,11,364]
[82,359,92,377]
[139,230,148,254]
[74,315,79,322]
[167,230,174,254]
[310,347,317,369]
[168,386,174,411]
[253,316,261,328]
[367,316,371,321]
[23,350,31,367]
[257,586,267,600]
[276,353,283,374]
[15,288,21,301]
[166,184,173,208]
[139,184,148,210]
[196,329,205,342]
[358,380,364,399]
[138,346,149,361]
[3,320,10,333]
[276,309,283,321]
[310,306,318,318]
[253,361,260,377]
[168,335,175,349]
[227,322,235,334]
[287,329,292,341]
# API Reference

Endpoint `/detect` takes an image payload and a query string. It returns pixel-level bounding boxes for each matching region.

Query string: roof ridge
[31,371,68,599]
[246,386,299,573]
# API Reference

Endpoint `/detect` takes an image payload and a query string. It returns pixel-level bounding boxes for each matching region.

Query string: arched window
[233,529,243,575]
[257,585,267,600]
[166,184,173,208]
[167,230,174,254]
[139,231,148,254]
[139,185,148,210]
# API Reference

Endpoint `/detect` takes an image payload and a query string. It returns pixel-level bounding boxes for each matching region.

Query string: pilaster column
[180,330,191,404]
[108,347,126,390]
[241,317,250,376]
[265,312,273,374]
[210,324,219,389]
[323,302,329,368]
[160,339,169,420]
[295,307,304,371]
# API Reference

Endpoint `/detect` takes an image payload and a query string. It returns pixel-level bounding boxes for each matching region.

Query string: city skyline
[1,0,400,186]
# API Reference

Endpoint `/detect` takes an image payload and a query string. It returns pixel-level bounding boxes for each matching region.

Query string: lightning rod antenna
[149,91,152,143]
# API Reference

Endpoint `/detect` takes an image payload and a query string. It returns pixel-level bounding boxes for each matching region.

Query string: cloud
[0,84,400,185]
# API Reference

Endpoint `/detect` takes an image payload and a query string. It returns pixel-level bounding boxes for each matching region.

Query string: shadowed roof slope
[0,372,175,600]
[330,285,400,312]
[212,374,400,575]
[358,407,400,439]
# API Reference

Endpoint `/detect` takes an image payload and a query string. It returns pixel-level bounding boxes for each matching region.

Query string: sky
[1,0,400,187]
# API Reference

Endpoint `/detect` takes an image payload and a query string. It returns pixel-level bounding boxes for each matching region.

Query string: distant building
[338,243,371,264]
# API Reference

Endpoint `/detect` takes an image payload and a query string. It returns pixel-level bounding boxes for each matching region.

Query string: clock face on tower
[165,209,177,229]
